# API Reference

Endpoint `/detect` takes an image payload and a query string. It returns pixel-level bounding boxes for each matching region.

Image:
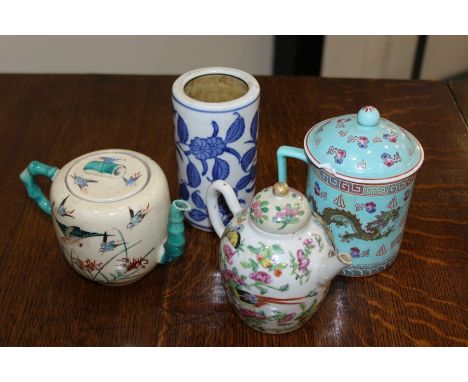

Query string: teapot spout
[160,200,191,264]
[316,252,353,286]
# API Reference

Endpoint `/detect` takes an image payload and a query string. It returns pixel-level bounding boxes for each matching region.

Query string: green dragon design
[308,195,401,242]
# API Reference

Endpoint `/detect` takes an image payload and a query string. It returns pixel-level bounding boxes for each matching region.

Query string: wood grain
[449,81,468,128]
[0,75,467,346]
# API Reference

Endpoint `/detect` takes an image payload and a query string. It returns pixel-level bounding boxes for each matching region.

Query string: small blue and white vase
[172,67,260,231]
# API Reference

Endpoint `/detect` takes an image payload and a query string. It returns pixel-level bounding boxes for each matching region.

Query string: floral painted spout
[315,252,353,287]
[160,200,192,264]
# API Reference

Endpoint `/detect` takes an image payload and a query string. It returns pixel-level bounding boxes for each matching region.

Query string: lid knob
[357,106,380,127]
[273,182,289,196]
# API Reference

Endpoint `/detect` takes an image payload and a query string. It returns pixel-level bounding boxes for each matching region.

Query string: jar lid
[304,106,424,183]
[65,150,150,203]
[249,182,310,235]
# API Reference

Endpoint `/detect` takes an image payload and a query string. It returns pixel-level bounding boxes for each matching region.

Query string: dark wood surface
[0,75,467,346]
[450,81,468,125]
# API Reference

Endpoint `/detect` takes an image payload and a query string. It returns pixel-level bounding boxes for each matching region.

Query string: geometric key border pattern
[313,166,417,196]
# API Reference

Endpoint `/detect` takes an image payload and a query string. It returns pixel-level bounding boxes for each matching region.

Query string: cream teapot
[20,149,191,286]
[207,180,352,334]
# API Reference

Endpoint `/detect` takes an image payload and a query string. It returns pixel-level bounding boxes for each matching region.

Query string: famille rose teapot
[20,149,191,286]
[207,180,352,334]
[277,106,424,276]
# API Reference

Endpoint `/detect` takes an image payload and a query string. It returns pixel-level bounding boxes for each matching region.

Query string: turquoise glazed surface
[306,166,415,276]
[305,106,423,181]
[19,160,59,215]
[277,106,424,276]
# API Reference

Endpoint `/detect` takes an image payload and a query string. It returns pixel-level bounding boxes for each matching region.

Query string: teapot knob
[273,182,289,197]
[357,106,380,127]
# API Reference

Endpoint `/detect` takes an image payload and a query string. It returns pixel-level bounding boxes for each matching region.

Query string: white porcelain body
[50,149,170,286]
[172,67,260,231]
[207,180,351,334]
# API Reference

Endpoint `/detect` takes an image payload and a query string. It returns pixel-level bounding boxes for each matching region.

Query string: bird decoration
[234,287,309,308]
[54,217,110,247]
[99,231,125,253]
[70,174,98,192]
[221,224,243,249]
[53,195,75,218]
[127,204,150,229]
[123,171,142,186]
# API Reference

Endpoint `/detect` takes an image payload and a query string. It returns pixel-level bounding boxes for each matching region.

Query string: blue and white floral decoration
[175,111,258,228]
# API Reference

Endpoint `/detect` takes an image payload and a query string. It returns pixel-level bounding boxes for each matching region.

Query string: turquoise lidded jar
[277,106,424,276]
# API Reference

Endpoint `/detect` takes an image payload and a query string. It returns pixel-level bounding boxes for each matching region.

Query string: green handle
[20,161,59,215]
[277,146,309,183]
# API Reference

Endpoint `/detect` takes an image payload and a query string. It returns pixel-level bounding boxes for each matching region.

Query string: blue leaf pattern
[224,147,241,161]
[179,183,189,200]
[241,147,256,172]
[224,113,245,143]
[175,111,257,228]
[250,164,256,180]
[212,158,230,180]
[187,162,201,187]
[211,121,219,137]
[250,111,258,140]
[177,114,189,143]
[201,159,208,176]
[189,209,208,222]
[192,191,206,210]
[235,175,251,192]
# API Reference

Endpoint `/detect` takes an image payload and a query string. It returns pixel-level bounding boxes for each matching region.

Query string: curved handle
[19,161,59,215]
[277,146,309,183]
[206,180,242,238]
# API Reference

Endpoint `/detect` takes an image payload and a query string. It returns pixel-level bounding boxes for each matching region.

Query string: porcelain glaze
[20,149,191,286]
[207,180,351,334]
[304,106,423,181]
[277,106,424,276]
[172,67,260,231]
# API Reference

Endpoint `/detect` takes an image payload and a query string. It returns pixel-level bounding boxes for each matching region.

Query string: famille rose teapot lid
[249,182,311,235]
[304,106,424,183]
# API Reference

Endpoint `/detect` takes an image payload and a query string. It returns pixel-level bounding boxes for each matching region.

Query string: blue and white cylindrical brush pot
[172,67,260,231]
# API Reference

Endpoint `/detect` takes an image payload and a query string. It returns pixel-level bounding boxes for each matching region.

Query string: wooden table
[0,75,466,346]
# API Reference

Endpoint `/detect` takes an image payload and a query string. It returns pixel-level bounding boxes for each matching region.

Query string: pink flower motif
[223,244,235,264]
[365,201,377,214]
[383,133,398,143]
[350,247,361,258]
[250,200,263,219]
[249,271,272,284]
[384,159,394,167]
[336,149,346,158]
[276,207,298,220]
[357,136,369,148]
[278,312,296,325]
[297,249,310,274]
[239,308,266,320]
[303,238,314,247]
[223,270,245,285]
